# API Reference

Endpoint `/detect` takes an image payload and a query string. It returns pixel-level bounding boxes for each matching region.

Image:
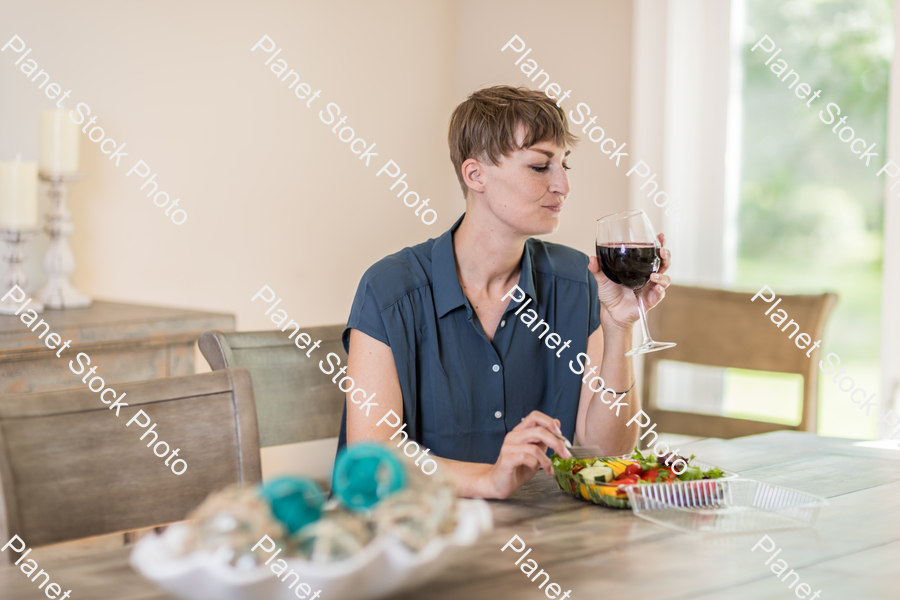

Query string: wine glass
[596,209,676,356]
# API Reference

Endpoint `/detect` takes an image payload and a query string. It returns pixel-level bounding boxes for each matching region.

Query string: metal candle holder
[37,172,91,309]
[0,227,44,315]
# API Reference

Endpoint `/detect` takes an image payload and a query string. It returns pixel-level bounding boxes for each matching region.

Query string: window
[631,0,895,439]
[729,0,892,438]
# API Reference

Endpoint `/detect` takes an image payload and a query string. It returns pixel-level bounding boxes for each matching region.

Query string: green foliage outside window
[728,0,892,437]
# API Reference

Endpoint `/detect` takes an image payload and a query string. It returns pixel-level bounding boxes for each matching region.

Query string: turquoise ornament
[259,477,325,534]
[332,443,406,511]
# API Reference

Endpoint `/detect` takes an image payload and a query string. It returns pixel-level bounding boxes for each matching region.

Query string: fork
[551,430,602,460]
[566,444,604,459]
[519,418,603,459]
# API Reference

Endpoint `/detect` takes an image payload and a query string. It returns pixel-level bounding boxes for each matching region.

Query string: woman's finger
[508,425,570,458]
[656,247,671,275]
[500,444,542,473]
[649,273,671,288]
[517,410,563,435]
[516,411,570,449]
[508,444,553,474]
[640,282,666,309]
[589,256,616,288]
[515,412,571,457]
[528,446,554,473]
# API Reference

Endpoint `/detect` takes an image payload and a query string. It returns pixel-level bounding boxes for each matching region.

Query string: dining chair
[0,368,260,562]
[642,284,837,438]
[198,326,347,447]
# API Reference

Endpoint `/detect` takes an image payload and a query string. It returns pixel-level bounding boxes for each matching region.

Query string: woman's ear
[462,157,487,195]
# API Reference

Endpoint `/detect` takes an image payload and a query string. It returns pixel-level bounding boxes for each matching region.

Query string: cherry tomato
[615,474,640,485]
[624,463,642,477]
[572,463,585,475]
[641,469,659,482]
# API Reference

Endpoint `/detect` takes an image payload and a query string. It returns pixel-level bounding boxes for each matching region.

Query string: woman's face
[479,132,571,237]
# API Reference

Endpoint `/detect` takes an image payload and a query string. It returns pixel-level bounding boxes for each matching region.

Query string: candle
[39,109,80,177]
[0,156,39,229]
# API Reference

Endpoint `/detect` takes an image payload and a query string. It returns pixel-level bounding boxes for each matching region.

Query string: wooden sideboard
[0,300,235,395]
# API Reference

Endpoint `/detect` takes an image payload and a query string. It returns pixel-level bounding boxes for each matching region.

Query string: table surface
[1,431,898,600]
[0,300,235,356]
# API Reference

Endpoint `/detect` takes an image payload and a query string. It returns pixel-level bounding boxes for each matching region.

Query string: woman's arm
[346,328,570,499]
[575,237,671,453]
[574,318,640,454]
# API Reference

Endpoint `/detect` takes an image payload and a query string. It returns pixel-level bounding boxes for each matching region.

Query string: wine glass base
[624,341,677,357]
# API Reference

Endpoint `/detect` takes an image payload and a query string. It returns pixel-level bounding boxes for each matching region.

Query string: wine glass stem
[634,289,652,345]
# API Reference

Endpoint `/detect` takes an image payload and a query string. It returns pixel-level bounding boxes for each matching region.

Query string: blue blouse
[336,213,602,464]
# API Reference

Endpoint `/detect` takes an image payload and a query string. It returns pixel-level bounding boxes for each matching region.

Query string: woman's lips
[543,205,563,213]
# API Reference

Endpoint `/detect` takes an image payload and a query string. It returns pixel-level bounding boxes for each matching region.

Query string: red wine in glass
[596,210,675,356]
[596,243,660,290]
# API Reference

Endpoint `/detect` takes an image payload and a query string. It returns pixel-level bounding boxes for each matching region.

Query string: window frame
[631,0,899,436]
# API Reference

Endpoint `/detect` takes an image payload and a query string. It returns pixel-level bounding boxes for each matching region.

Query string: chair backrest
[0,368,260,559]
[199,326,347,447]
[642,284,837,438]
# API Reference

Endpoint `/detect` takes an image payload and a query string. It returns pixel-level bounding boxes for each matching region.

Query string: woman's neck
[452,205,527,296]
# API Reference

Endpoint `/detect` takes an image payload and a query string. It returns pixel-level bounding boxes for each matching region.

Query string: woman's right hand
[480,410,573,499]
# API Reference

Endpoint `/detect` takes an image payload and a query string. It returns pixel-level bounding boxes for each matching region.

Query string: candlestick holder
[37,172,91,309]
[0,228,44,315]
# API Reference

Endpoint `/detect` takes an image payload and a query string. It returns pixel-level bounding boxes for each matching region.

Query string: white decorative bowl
[130,499,493,600]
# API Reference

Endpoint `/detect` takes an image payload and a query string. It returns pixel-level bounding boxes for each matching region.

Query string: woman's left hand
[588,233,672,329]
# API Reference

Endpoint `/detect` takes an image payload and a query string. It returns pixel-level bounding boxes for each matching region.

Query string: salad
[551,448,727,509]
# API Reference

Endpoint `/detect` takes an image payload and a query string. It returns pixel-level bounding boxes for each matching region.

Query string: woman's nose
[550,166,570,196]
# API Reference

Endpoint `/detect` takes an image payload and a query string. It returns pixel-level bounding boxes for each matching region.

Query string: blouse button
[500,319,506,327]
[494,411,503,419]
[492,364,500,372]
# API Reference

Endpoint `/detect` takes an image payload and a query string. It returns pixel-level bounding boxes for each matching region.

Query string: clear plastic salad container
[552,455,737,510]
[625,479,828,533]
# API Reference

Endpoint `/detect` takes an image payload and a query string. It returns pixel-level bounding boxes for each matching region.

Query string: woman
[337,85,670,499]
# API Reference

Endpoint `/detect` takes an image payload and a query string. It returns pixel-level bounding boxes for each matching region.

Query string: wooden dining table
[2,430,898,599]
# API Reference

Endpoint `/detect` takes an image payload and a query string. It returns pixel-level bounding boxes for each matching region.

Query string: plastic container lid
[625,478,829,534]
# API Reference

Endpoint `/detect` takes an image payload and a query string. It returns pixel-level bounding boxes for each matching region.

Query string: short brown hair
[448,85,578,196]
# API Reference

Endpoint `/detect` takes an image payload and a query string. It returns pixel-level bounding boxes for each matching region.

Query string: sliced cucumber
[577,464,615,484]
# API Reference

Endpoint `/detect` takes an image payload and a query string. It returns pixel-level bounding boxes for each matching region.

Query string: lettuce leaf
[677,466,703,481]
[703,467,726,479]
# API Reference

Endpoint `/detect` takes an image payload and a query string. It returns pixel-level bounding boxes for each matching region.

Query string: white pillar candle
[39,109,80,177]
[0,156,39,229]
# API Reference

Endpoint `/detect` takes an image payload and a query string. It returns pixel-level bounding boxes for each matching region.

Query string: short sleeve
[343,277,391,353]
[587,269,602,336]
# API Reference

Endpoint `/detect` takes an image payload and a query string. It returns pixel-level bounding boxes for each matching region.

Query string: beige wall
[1,0,459,331]
[0,0,633,478]
[1,0,632,329]
[455,0,633,253]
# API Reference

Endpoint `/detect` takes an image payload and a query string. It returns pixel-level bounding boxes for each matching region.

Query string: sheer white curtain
[631,0,738,416]
[879,0,900,437]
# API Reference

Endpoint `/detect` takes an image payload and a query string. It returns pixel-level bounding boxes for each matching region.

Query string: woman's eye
[530,164,571,173]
